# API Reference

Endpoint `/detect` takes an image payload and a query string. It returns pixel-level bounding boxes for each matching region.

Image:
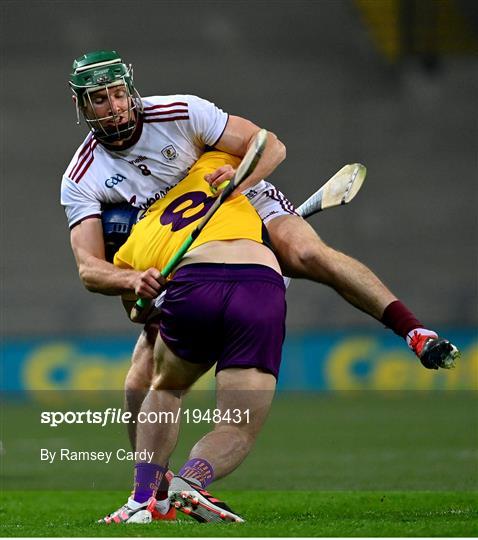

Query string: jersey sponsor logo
[128,155,148,165]
[263,210,279,220]
[135,184,177,210]
[161,145,178,161]
[105,174,127,188]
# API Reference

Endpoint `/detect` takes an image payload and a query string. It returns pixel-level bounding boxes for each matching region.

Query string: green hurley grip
[136,297,149,310]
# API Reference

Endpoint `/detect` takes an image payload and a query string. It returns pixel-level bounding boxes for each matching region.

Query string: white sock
[184,476,202,488]
[406,328,437,349]
[155,497,171,514]
[127,496,148,509]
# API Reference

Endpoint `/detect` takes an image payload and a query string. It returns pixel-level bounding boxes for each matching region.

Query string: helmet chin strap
[93,122,137,143]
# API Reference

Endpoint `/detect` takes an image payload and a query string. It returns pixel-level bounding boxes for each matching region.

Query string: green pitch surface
[1,490,477,537]
[2,391,477,536]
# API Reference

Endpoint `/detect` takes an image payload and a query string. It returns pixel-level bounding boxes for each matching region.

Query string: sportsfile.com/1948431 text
[40,408,251,427]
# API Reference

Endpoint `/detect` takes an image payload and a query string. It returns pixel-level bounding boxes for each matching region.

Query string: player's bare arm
[70,218,162,298]
[207,115,286,191]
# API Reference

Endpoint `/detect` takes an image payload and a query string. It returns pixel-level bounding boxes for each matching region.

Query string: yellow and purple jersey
[114,151,265,271]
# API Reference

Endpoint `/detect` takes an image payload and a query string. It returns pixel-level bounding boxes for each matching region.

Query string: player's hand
[130,269,165,324]
[133,268,165,299]
[204,165,235,195]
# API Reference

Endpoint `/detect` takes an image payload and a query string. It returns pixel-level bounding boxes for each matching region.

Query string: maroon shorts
[159,263,286,379]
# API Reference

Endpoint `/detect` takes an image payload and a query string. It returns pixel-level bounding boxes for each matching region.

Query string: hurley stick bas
[296,163,366,218]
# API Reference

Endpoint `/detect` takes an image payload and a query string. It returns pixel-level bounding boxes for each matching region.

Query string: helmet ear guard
[101,203,142,262]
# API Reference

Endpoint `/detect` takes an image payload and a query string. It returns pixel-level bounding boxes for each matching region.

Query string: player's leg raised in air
[248,184,459,369]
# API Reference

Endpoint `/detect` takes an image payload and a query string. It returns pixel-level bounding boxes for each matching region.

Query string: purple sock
[179,458,214,489]
[133,462,166,503]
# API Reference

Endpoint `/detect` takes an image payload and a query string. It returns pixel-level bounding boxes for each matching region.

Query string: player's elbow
[78,264,97,292]
[269,131,286,164]
[277,138,286,163]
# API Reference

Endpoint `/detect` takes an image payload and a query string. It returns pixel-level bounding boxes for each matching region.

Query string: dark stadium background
[1,3,477,535]
[2,0,477,336]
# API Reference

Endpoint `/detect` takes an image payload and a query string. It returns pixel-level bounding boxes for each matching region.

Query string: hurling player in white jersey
[61,50,459,515]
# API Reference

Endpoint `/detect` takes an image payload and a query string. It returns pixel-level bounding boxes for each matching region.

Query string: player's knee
[126,340,155,392]
[292,237,329,271]
[125,362,152,392]
[150,371,190,393]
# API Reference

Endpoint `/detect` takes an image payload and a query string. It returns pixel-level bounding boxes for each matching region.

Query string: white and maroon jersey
[61,93,298,231]
[61,94,228,228]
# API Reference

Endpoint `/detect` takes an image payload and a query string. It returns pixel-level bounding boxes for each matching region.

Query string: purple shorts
[159,263,286,379]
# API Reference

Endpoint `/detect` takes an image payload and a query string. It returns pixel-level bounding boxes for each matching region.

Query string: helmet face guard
[69,50,143,143]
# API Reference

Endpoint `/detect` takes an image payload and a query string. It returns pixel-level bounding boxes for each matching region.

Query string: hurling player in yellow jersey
[114,151,269,275]
[99,151,285,524]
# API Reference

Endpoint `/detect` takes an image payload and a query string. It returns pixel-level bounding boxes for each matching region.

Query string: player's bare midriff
[174,239,282,275]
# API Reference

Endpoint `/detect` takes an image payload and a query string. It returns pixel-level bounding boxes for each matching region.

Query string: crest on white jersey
[161,144,178,161]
